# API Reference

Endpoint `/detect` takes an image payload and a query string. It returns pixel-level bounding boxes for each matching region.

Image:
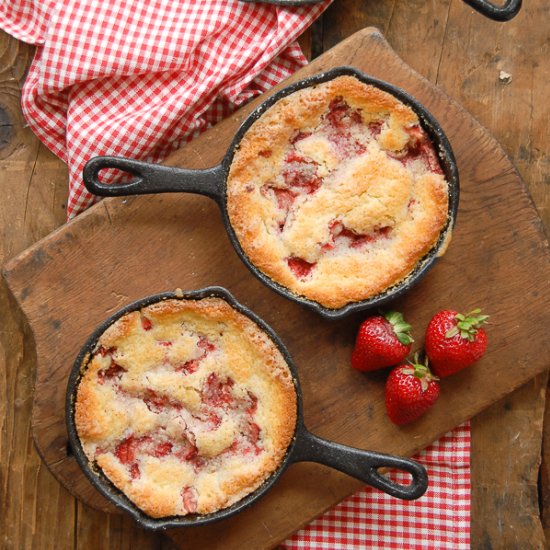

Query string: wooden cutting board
[3,27,550,549]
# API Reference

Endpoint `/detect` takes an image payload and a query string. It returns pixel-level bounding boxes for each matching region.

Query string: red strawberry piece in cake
[176,335,215,374]
[245,391,258,415]
[325,97,362,131]
[151,441,173,458]
[176,359,200,375]
[285,150,309,164]
[261,184,298,232]
[97,345,115,357]
[324,221,392,252]
[390,125,443,175]
[143,389,182,413]
[241,422,263,455]
[129,463,141,480]
[202,373,235,408]
[197,336,215,354]
[286,256,316,279]
[273,188,297,212]
[175,439,199,462]
[290,130,312,144]
[282,151,322,194]
[368,120,384,137]
[200,411,222,431]
[282,165,321,195]
[115,435,139,465]
[182,486,199,513]
[176,335,216,375]
[322,98,367,157]
[329,221,370,248]
[97,361,127,384]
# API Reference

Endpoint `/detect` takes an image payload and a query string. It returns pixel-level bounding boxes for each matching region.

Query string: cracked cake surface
[226,75,450,309]
[75,297,297,518]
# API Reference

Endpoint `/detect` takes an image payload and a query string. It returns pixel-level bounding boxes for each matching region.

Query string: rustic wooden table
[1,1,548,548]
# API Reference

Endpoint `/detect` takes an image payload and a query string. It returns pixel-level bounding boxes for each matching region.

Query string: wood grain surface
[4,23,550,549]
[1,1,548,548]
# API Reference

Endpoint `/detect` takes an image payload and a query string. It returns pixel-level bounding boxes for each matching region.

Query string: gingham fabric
[282,422,471,549]
[0,0,329,218]
[1,2,471,547]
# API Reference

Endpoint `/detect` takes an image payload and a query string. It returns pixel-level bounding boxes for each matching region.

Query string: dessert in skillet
[227,75,450,309]
[75,297,297,518]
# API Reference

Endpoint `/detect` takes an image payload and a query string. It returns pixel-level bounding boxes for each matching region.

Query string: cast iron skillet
[66,287,428,530]
[239,0,522,22]
[83,66,459,320]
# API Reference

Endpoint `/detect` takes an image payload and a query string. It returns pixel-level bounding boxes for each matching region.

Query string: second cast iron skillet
[83,66,459,320]
[66,287,428,530]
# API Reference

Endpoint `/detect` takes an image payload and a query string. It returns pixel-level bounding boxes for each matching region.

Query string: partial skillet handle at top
[239,0,521,21]
[291,428,428,500]
[82,156,225,201]
[462,0,521,21]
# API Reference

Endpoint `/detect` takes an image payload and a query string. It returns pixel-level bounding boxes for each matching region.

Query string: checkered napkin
[282,422,471,549]
[1,1,471,546]
[0,0,329,218]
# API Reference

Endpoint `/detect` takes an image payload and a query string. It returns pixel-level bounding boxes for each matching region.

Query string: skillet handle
[291,428,428,500]
[462,0,521,21]
[83,156,224,201]
[240,0,521,21]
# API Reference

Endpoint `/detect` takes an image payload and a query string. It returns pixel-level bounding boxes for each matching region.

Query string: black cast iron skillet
[83,66,459,320]
[239,0,522,22]
[66,287,428,530]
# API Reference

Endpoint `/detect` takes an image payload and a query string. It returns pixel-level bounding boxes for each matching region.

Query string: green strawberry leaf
[408,354,438,390]
[385,311,414,345]
[446,308,489,340]
[445,326,459,339]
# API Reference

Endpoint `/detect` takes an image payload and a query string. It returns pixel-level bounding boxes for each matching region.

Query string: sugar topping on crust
[75,297,297,518]
[226,75,450,309]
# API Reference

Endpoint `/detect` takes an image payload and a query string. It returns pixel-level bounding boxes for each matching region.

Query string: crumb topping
[227,75,450,309]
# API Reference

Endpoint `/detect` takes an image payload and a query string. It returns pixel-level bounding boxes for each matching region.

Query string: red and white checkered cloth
[1,1,471,547]
[1,0,329,218]
[283,422,471,549]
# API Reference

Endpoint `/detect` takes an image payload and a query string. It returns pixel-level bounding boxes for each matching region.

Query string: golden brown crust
[227,75,450,309]
[75,297,297,518]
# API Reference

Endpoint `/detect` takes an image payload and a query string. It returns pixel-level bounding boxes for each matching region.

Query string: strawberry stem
[384,311,414,345]
[408,354,438,390]
[446,308,489,341]
[413,364,429,378]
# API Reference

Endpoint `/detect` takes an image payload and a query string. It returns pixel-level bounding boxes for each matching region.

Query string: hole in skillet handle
[83,155,225,200]
[82,156,147,196]
[290,425,429,501]
[82,156,207,196]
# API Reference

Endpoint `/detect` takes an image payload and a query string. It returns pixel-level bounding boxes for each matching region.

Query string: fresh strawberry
[385,358,440,425]
[351,311,413,371]
[425,309,489,377]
